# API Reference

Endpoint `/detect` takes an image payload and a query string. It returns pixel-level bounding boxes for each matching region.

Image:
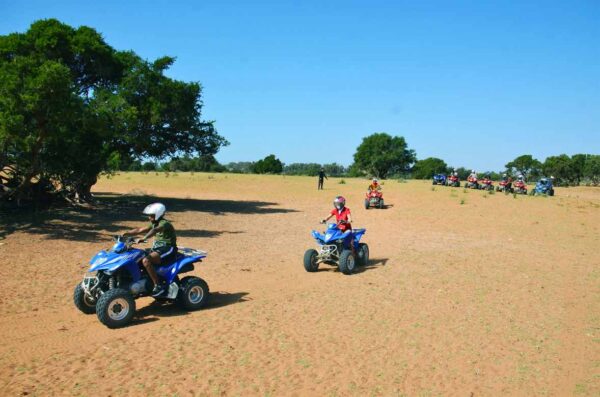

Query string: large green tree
[351,133,416,179]
[0,19,227,205]
[251,154,283,174]
[505,155,542,179]
[412,157,448,179]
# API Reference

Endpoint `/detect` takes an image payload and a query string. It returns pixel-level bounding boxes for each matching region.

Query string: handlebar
[320,220,348,225]
[113,235,146,245]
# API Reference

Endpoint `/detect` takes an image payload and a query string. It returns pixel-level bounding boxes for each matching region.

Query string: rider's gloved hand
[320,219,326,224]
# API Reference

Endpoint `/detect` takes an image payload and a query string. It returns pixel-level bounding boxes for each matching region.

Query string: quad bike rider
[322,196,354,243]
[365,178,384,209]
[446,170,460,187]
[479,173,494,191]
[513,174,528,194]
[122,203,177,297]
[465,170,479,189]
[304,196,369,274]
[496,173,513,193]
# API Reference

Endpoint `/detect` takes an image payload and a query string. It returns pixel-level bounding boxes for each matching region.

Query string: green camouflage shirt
[149,219,177,249]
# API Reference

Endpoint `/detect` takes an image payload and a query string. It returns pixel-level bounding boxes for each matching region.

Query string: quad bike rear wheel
[303,249,319,272]
[73,284,96,314]
[338,250,356,275]
[178,276,210,310]
[96,288,136,329]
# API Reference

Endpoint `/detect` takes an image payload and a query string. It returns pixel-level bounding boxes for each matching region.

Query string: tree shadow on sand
[0,192,297,241]
[130,291,250,325]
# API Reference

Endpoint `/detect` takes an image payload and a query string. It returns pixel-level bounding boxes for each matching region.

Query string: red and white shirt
[330,207,352,232]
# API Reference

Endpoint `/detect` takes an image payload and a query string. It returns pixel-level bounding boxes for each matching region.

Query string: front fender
[311,230,325,244]
[89,249,145,281]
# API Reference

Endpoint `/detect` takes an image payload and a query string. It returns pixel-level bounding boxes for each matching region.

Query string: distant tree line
[135,132,416,178]
[123,135,600,187]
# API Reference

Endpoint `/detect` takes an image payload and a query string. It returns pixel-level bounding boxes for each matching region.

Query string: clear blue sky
[2,0,599,171]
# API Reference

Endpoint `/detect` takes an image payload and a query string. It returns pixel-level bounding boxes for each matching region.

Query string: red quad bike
[496,179,513,193]
[513,180,528,195]
[464,176,479,189]
[446,175,461,187]
[365,190,384,209]
[479,177,494,191]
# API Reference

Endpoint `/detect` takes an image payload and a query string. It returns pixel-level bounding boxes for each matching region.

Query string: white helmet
[471,170,476,173]
[372,178,378,183]
[143,202,166,220]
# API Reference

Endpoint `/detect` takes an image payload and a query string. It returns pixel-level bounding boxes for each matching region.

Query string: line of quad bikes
[432,174,555,196]
[74,175,554,329]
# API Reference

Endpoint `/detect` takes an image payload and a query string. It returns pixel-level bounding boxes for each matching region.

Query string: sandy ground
[0,173,598,396]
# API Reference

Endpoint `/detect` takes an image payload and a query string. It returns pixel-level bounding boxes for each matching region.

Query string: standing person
[318,167,328,190]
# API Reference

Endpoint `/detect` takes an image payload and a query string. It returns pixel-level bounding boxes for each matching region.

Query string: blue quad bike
[304,222,369,275]
[432,174,447,185]
[73,236,210,328]
[530,177,555,196]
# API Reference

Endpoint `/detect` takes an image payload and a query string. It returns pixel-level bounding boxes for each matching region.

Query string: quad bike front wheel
[96,288,136,328]
[178,276,210,310]
[303,249,319,272]
[364,199,370,210]
[73,284,96,314]
[378,199,384,209]
[358,243,370,266]
[338,250,356,275]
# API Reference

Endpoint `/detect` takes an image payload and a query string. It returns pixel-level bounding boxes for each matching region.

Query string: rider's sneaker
[151,283,166,297]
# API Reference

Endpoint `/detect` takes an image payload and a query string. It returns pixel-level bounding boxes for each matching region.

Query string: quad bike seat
[155,248,205,279]
[156,256,195,278]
